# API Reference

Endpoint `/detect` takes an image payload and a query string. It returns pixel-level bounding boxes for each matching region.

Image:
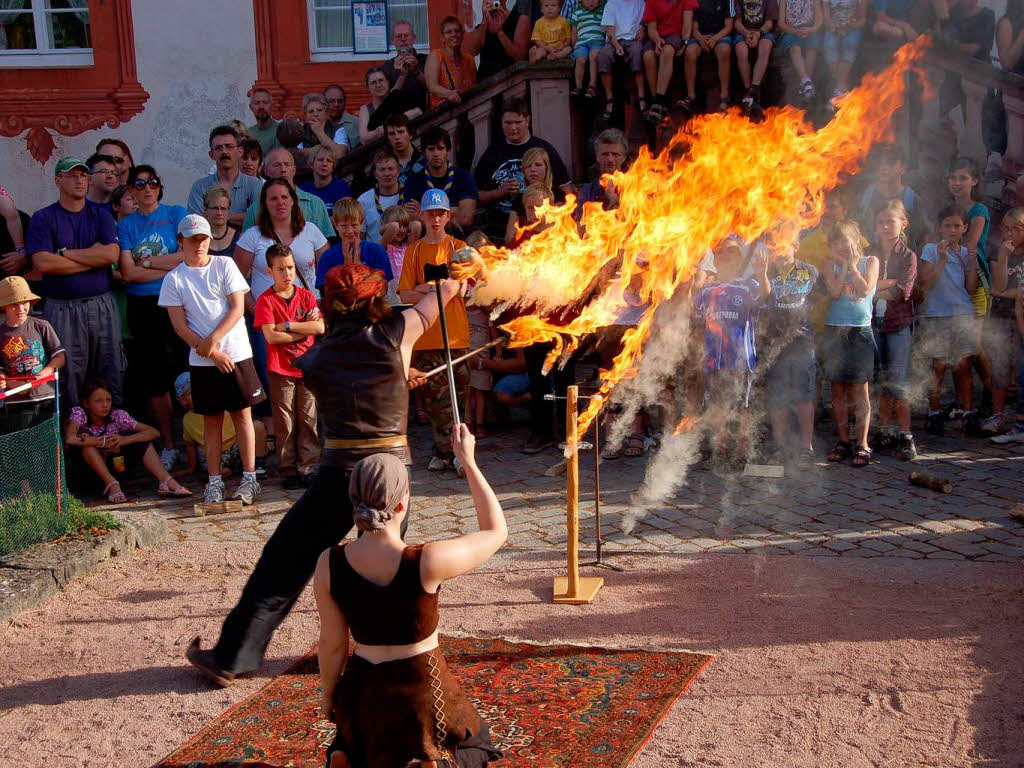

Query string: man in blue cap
[398,189,472,471]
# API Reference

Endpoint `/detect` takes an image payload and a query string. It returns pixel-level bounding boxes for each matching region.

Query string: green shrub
[0,492,121,557]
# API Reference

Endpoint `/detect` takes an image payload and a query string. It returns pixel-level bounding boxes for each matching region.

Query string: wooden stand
[553,386,604,605]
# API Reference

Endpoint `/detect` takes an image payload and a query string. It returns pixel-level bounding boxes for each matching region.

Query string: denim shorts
[764,344,816,409]
[821,325,876,383]
[572,40,603,60]
[874,325,912,399]
[984,315,1019,389]
[494,372,529,397]
[779,29,822,53]
[729,31,777,47]
[823,27,862,64]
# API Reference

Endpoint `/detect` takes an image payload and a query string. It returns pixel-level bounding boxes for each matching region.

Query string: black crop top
[328,543,440,645]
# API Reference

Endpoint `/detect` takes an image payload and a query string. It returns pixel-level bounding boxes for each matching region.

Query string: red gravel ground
[1,542,1021,767]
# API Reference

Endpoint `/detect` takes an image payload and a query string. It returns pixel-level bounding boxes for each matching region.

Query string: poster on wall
[352,0,389,54]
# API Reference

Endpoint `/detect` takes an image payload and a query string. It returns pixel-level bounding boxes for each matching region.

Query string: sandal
[570,86,585,98]
[584,86,597,99]
[158,478,193,497]
[103,480,127,504]
[624,434,647,457]
[851,446,872,468]
[827,440,852,463]
[416,407,430,426]
[601,102,615,122]
[676,96,696,114]
[601,443,624,460]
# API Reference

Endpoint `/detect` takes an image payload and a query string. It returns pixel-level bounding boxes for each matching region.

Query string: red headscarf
[324,263,387,313]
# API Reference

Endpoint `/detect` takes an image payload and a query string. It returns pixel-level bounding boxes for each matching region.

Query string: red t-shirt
[642,0,698,36]
[253,285,320,378]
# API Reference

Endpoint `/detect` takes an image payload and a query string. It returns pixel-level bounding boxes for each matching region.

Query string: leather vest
[295,312,409,466]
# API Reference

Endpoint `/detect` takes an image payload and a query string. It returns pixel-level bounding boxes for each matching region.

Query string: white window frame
[0,3,93,69]
[307,0,430,62]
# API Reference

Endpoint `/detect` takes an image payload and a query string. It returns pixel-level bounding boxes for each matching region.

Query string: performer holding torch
[398,189,472,473]
[186,259,466,685]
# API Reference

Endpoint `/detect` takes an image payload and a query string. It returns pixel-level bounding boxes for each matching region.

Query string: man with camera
[381,20,429,112]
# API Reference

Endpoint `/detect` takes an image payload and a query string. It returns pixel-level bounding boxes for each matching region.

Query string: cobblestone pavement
[99,422,1024,563]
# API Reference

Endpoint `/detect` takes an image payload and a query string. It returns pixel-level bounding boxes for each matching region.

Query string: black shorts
[190,359,267,415]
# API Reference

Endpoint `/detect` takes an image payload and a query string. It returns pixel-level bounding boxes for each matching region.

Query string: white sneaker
[233,476,261,505]
[160,448,179,471]
[990,421,1024,444]
[981,413,1008,435]
[203,479,225,504]
[427,456,451,471]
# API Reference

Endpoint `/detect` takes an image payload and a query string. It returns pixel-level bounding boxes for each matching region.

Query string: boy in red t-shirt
[253,244,325,488]
[642,0,697,123]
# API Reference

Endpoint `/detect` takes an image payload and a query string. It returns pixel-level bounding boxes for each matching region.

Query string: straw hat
[0,276,41,307]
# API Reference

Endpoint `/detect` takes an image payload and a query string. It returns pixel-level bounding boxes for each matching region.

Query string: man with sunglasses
[187,126,264,228]
[85,153,120,214]
[25,157,123,408]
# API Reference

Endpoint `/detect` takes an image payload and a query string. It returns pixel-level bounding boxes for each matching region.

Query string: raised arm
[313,550,349,720]
[398,278,464,369]
[420,424,507,592]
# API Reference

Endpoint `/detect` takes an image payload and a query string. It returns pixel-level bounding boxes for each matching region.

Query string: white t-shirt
[236,223,328,301]
[357,187,401,245]
[600,0,644,41]
[157,256,252,366]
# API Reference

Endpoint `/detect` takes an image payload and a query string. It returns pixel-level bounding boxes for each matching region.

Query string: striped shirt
[572,2,607,44]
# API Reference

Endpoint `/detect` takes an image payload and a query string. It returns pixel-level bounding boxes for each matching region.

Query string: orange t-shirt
[398,236,470,351]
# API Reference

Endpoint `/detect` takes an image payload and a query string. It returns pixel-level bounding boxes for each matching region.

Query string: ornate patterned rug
[156,636,712,767]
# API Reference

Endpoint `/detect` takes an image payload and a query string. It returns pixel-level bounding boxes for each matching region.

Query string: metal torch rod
[423,338,505,378]
[431,280,461,427]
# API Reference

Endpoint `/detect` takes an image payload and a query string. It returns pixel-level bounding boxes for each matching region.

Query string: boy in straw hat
[0,276,66,433]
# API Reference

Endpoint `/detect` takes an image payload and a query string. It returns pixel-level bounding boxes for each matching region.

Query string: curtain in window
[66,0,89,24]
[0,0,28,50]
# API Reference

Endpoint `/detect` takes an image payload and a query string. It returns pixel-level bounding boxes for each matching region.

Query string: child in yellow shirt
[530,0,574,62]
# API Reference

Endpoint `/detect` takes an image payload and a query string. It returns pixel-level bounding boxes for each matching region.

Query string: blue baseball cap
[173,371,191,399]
[420,189,451,212]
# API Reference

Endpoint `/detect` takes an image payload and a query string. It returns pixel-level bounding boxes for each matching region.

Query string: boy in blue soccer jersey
[695,235,769,467]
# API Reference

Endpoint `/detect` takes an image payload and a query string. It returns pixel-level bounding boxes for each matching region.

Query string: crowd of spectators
[0,0,1022,508]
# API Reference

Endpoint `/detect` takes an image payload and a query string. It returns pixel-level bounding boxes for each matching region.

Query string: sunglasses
[133,178,161,189]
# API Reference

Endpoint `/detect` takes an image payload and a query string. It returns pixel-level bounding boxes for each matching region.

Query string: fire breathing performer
[185,260,465,685]
[313,429,505,767]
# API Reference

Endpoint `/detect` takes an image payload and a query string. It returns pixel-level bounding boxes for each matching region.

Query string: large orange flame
[461,38,929,437]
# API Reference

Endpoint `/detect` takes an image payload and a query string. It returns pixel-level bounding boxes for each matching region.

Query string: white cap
[177,213,212,238]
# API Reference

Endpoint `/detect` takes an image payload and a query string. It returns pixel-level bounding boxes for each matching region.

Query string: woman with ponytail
[313,426,506,767]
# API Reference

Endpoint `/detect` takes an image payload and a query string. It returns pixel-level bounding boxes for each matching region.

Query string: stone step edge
[0,510,168,624]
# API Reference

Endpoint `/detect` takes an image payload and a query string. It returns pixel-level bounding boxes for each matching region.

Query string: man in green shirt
[324,84,360,150]
[247,88,281,157]
[241,148,335,237]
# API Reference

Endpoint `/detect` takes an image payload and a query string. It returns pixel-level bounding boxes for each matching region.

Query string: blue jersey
[695,278,760,372]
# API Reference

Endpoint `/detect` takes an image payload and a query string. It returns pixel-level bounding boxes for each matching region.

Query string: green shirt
[242,187,336,238]
[247,120,282,156]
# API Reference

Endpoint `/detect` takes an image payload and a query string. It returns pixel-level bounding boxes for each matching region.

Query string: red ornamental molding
[0,0,149,164]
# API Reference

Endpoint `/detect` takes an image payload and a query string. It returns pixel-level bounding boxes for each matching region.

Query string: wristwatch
[284,321,292,332]
[142,257,152,269]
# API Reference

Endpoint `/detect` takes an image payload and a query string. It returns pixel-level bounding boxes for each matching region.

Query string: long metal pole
[431,281,461,427]
[594,415,602,565]
[422,338,505,378]
[565,385,580,598]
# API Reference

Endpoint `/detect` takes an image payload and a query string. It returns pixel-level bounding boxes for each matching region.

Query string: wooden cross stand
[552,385,604,605]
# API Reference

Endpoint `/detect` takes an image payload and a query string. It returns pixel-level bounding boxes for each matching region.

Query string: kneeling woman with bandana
[314,431,505,768]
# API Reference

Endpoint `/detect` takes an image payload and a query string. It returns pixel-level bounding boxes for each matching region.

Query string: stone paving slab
[89,424,1024,563]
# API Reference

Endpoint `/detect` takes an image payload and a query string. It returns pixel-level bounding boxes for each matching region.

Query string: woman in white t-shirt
[234,178,330,307]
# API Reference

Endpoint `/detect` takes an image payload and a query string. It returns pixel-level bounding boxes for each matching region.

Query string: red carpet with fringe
[156,636,712,767]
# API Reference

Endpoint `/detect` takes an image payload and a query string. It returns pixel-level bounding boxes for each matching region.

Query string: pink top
[69,407,138,452]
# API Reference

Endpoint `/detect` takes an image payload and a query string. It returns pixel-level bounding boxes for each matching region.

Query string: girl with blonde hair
[822,219,879,467]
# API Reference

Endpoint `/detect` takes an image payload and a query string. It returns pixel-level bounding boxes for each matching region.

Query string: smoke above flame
[461,39,929,437]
